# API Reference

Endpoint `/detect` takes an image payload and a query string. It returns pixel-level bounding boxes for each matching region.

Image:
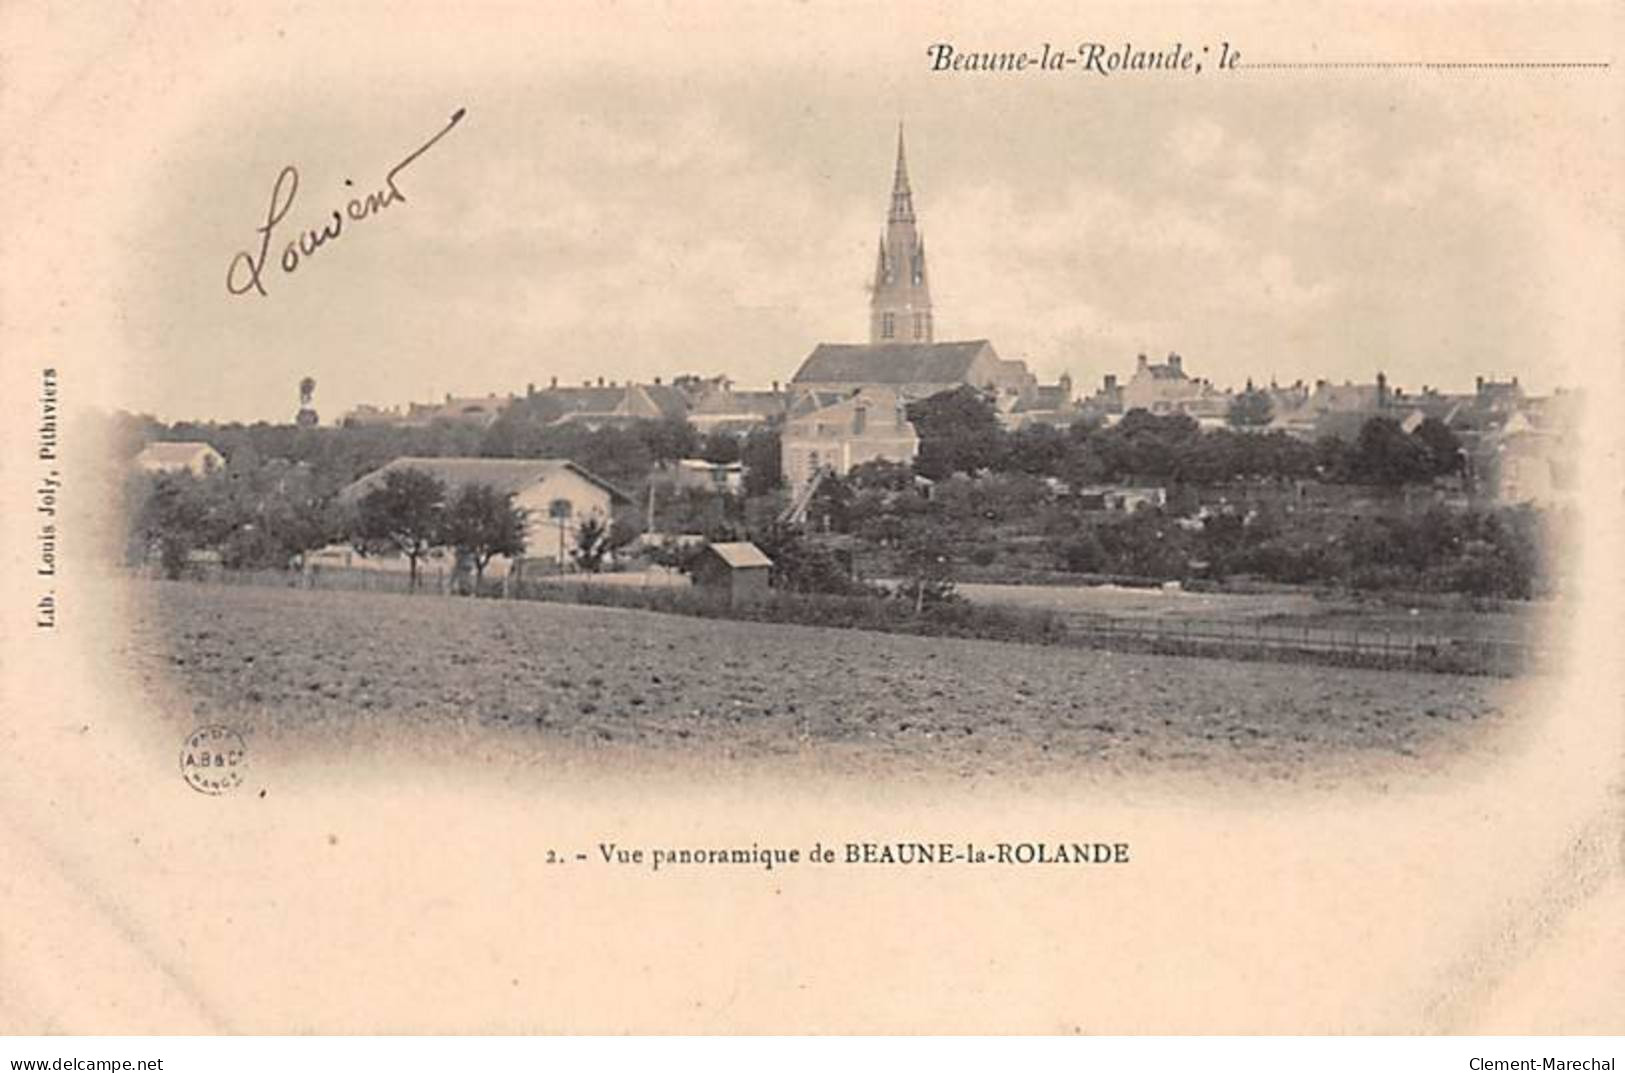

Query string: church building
[790,127,1043,405]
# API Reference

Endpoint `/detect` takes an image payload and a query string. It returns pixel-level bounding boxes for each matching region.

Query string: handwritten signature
[226,107,465,298]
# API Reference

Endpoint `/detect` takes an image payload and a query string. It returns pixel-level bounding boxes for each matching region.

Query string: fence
[1059,611,1539,677]
[165,566,1543,678]
[199,563,459,596]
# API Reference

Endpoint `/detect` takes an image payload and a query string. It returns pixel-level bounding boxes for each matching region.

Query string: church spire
[889,123,915,223]
[871,122,931,344]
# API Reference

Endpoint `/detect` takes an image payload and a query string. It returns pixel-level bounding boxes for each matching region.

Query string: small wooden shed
[691,541,773,604]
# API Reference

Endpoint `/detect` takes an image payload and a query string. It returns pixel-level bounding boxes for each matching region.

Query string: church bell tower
[869,125,933,345]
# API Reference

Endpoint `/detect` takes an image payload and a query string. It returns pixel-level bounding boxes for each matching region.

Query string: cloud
[116,64,1575,421]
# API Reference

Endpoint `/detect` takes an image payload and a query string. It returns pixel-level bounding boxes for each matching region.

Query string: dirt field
[120,580,1525,784]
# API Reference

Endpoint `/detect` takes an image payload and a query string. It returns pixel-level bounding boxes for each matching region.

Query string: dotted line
[1244,61,1611,70]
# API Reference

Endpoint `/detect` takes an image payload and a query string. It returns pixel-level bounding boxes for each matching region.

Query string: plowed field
[125,581,1516,782]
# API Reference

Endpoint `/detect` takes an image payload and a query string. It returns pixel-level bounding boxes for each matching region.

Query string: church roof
[792,340,994,385]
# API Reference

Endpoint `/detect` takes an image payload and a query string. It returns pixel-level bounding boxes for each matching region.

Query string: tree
[750,524,872,596]
[442,483,527,593]
[1000,422,1069,476]
[571,515,611,573]
[896,523,960,612]
[1349,417,1433,487]
[740,427,783,497]
[906,386,1004,479]
[1050,527,1106,573]
[1412,416,1463,478]
[1227,383,1274,428]
[698,430,742,464]
[636,416,700,469]
[807,470,855,532]
[1095,409,1201,482]
[352,467,447,591]
[128,472,223,578]
[847,458,916,492]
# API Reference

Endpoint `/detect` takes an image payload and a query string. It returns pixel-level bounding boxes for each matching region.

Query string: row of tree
[907,387,1465,487]
[103,410,785,504]
[128,464,633,591]
[797,453,1547,598]
[106,387,1463,556]
[1044,501,1544,598]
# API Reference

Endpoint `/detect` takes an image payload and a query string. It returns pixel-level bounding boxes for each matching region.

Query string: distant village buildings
[1118,352,1230,426]
[342,393,516,429]
[335,456,630,572]
[782,386,919,498]
[670,458,746,495]
[313,125,1570,513]
[530,378,690,429]
[133,441,224,476]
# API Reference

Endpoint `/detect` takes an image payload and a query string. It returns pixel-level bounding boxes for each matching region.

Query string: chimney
[852,402,868,435]
[597,376,605,387]
[526,382,536,398]
[653,376,662,385]
[772,380,780,392]
[1377,371,1388,408]
[1136,354,1149,371]
[1104,374,1118,391]
[1168,352,1182,372]
[1476,375,1485,394]
[550,376,558,389]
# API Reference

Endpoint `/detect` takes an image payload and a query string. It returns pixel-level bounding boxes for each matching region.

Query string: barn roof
[791,340,994,384]
[340,456,631,504]
[704,541,773,569]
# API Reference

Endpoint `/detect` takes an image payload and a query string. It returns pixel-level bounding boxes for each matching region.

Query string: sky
[11,3,1615,425]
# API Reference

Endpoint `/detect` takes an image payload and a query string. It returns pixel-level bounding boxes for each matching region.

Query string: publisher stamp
[180,725,247,795]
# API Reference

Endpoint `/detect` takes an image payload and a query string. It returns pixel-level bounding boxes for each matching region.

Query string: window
[912,312,925,340]
[881,312,895,339]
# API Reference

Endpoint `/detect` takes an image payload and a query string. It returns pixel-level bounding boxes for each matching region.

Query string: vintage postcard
[1,0,1621,1036]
